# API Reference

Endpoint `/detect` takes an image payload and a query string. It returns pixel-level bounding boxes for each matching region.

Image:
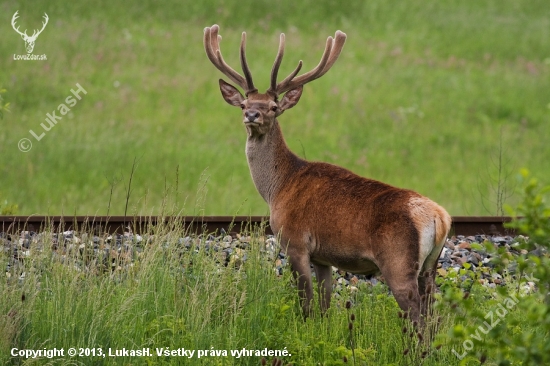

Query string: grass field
[0,221,536,365]
[2,173,549,365]
[1,0,549,216]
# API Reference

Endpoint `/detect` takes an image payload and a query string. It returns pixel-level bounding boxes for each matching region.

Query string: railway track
[0,215,516,237]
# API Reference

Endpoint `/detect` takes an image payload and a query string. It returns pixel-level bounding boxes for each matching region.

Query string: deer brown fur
[203,25,451,323]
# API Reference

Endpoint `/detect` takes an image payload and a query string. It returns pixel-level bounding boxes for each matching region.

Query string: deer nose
[245,110,260,122]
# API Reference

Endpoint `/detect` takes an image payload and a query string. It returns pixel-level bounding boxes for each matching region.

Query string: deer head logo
[11,11,49,54]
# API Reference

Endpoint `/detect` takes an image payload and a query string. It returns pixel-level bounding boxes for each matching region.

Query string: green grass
[0,220,538,365]
[1,0,549,216]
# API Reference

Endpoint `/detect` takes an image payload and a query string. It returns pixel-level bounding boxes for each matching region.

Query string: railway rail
[0,215,516,237]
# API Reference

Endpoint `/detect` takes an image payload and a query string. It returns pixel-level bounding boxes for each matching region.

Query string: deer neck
[245,120,304,204]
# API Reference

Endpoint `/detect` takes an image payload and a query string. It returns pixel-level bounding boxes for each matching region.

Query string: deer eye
[240,104,245,110]
[271,105,278,112]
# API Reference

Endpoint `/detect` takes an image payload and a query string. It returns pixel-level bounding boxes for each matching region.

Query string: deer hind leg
[418,247,444,329]
[289,254,314,318]
[418,265,437,319]
[417,267,440,340]
[418,235,446,318]
[313,263,332,314]
[381,265,422,325]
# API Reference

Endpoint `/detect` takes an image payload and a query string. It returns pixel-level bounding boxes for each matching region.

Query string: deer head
[203,25,346,137]
[11,11,49,54]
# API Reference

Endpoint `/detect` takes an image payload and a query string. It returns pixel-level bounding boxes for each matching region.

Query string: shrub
[0,194,18,215]
[439,169,550,365]
[0,88,9,119]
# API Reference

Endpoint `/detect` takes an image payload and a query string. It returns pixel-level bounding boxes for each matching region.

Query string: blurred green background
[1,0,549,216]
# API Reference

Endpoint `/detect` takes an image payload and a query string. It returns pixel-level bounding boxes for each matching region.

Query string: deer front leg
[313,263,333,314]
[289,254,314,318]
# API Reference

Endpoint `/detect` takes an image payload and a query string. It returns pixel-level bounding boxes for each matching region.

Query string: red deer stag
[203,25,451,324]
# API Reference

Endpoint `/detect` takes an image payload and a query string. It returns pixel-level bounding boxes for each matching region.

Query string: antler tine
[277,60,303,93]
[276,36,333,94]
[268,33,286,95]
[240,32,257,95]
[320,30,346,74]
[203,25,248,92]
[275,30,347,95]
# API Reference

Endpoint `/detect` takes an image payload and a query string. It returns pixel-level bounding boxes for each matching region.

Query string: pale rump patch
[408,196,452,274]
[418,223,435,269]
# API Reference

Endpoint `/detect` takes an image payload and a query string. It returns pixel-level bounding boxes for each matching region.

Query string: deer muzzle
[244,110,260,123]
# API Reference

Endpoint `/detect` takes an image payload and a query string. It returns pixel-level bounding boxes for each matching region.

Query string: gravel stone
[2,229,543,293]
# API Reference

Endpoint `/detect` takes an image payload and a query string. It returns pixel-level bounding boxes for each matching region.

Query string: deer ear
[219,79,244,107]
[279,85,303,111]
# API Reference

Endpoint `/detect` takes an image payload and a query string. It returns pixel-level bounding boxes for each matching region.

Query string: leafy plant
[0,88,9,119]
[439,169,550,365]
[0,193,18,215]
